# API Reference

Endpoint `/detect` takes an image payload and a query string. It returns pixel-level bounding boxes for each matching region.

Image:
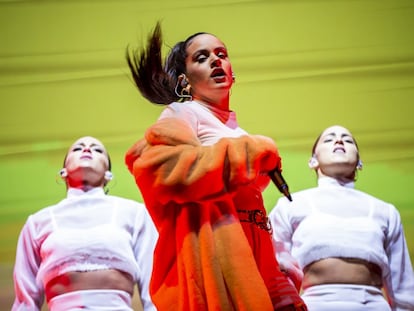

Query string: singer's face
[314,125,359,176]
[64,136,110,182]
[184,34,234,108]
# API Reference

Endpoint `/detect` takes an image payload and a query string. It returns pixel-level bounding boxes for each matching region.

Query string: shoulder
[161,101,198,117]
[21,200,62,236]
[28,198,63,222]
[351,188,401,220]
[160,101,199,125]
[353,188,395,208]
[284,187,318,206]
[270,187,317,216]
[291,187,319,198]
[106,195,146,209]
[106,195,151,218]
[106,195,153,226]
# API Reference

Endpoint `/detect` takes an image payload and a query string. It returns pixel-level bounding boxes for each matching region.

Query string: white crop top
[13,187,158,310]
[291,196,386,270]
[38,202,139,286]
[269,176,414,310]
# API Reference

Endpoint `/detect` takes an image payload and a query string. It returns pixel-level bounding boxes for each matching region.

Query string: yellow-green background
[1,0,413,309]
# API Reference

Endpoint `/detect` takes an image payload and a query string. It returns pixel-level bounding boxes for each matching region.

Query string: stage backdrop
[1,0,413,309]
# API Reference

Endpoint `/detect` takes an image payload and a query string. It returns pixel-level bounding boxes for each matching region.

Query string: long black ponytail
[126,21,207,105]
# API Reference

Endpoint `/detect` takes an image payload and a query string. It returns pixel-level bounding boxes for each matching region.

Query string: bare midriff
[45,269,134,302]
[302,257,382,289]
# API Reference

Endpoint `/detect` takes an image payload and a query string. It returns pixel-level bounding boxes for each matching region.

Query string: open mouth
[333,147,345,153]
[211,68,226,79]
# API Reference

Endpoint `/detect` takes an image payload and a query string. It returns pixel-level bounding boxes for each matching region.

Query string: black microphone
[269,168,292,202]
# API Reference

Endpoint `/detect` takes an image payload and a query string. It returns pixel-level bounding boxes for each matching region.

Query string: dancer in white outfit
[12,136,158,311]
[269,125,414,311]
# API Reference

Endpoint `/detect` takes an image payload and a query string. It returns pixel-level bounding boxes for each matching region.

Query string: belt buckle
[249,210,272,234]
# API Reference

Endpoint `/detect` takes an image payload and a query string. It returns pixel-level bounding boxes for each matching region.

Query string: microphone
[269,168,292,202]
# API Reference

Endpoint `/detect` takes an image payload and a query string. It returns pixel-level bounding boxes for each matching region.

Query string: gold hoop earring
[174,74,192,101]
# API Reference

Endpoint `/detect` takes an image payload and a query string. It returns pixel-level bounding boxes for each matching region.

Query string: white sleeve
[383,204,414,311]
[12,217,44,311]
[132,205,158,311]
[269,198,303,290]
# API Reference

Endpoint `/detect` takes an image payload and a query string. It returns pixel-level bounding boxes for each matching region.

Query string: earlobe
[308,157,318,169]
[104,171,113,181]
[356,159,363,170]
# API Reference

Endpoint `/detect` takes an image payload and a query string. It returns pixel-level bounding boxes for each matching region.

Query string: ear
[308,156,319,169]
[178,74,189,88]
[59,168,68,178]
[104,171,113,181]
[356,159,363,170]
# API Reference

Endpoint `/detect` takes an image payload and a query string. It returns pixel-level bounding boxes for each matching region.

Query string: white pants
[48,289,133,311]
[301,284,391,311]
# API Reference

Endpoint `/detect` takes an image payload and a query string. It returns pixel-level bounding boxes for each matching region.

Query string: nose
[335,137,344,145]
[83,147,92,153]
[210,55,221,67]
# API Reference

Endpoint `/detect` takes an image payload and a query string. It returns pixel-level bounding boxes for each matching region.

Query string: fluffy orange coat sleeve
[125,118,279,311]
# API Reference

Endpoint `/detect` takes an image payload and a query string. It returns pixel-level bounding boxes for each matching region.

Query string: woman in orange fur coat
[125,21,307,311]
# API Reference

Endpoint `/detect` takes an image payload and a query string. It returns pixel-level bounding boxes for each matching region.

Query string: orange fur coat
[125,118,280,311]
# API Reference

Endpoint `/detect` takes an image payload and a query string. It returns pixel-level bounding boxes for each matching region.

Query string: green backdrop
[1,0,413,309]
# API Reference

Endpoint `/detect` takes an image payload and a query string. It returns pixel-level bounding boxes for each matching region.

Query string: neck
[193,97,231,123]
[67,179,105,192]
[193,91,230,111]
[318,170,355,185]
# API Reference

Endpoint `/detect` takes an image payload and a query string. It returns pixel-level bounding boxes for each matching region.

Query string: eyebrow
[192,46,227,56]
[324,132,353,139]
[73,142,103,148]
[192,49,207,57]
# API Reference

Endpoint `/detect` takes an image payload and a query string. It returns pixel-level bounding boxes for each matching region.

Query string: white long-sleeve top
[269,177,414,311]
[12,187,158,311]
